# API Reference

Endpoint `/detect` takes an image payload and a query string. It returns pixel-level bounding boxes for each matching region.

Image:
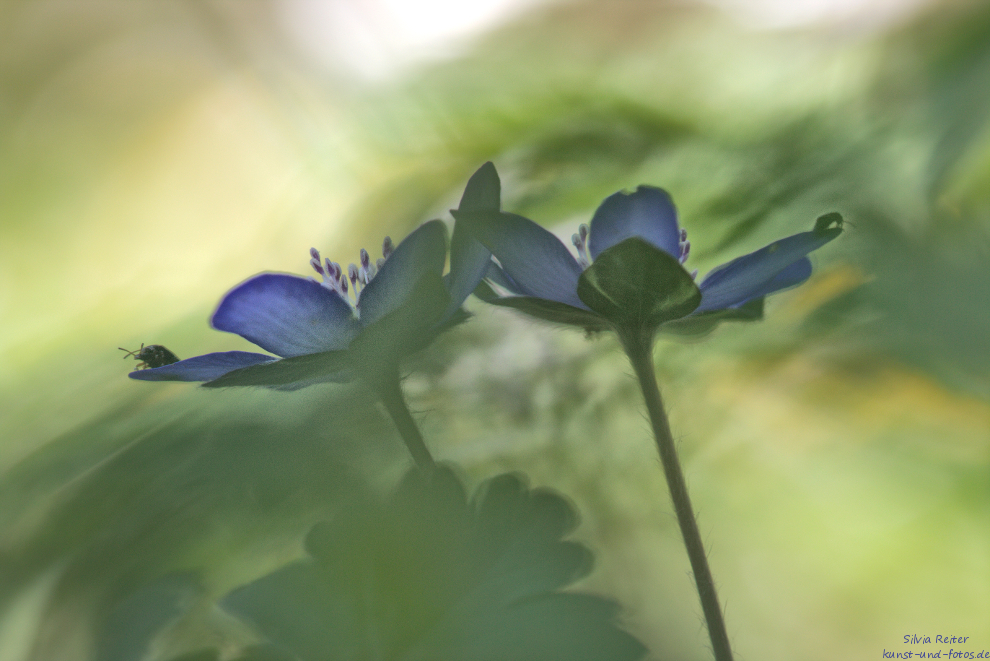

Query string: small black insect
[814,212,845,234]
[119,343,180,369]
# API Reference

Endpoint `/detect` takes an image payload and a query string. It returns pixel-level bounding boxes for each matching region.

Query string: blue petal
[357,220,447,327]
[457,161,501,212]
[695,228,840,313]
[731,256,812,306]
[451,210,587,309]
[694,257,811,317]
[588,186,681,260]
[212,274,359,357]
[444,163,502,320]
[129,351,277,382]
[443,232,491,321]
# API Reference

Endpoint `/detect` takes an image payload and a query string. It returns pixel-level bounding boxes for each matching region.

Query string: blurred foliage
[210,467,643,661]
[1,0,988,660]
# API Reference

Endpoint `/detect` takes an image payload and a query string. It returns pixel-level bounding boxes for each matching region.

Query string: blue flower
[452,167,842,335]
[129,168,498,389]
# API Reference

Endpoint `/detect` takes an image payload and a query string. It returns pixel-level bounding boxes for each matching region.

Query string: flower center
[309,236,393,306]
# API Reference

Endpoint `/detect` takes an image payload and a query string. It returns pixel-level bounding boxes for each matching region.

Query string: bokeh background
[1,0,988,659]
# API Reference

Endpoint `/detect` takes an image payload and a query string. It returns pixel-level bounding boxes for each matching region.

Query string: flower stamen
[309,238,392,305]
[310,247,351,297]
[572,223,591,269]
[348,263,360,291]
[359,248,378,284]
[678,229,690,264]
[309,247,324,275]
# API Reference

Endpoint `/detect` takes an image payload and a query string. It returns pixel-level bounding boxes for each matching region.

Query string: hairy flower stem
[619,329,733,661]
[373,370,436,471]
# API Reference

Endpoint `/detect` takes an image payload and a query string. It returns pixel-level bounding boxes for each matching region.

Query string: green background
[1,1,987,659]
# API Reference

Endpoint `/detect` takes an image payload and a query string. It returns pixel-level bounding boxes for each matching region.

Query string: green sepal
[349,271,451,364]
[202,349,353,388]
[485,296,612,332]
[577,237,701,332]
[471,278,501,303]
[661,297,765,336]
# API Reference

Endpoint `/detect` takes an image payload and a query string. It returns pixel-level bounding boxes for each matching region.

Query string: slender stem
[620,329,733,661]
[372,371,436,471]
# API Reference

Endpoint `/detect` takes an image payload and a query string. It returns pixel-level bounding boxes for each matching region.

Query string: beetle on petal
[119,343,179,370]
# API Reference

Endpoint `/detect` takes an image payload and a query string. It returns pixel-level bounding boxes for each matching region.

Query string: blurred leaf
[96,573,199,661]
[912,2,990,197]
[223,466,646,661]
[166,650,220,661]
[230,645,301,661]
[167,645,299,661]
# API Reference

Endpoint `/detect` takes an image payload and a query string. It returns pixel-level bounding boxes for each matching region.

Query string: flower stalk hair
[454,162,843,661]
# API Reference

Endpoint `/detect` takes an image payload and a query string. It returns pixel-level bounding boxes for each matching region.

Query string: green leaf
[222,467,646,661]
[577,237,701,331]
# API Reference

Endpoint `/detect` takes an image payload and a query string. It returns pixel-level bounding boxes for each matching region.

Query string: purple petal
[451,209,587,309]
[128,351,277,382]
[696,229,839,313]
[588,186,681,260]
[212,274,359,357]
[357,220,448,327]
